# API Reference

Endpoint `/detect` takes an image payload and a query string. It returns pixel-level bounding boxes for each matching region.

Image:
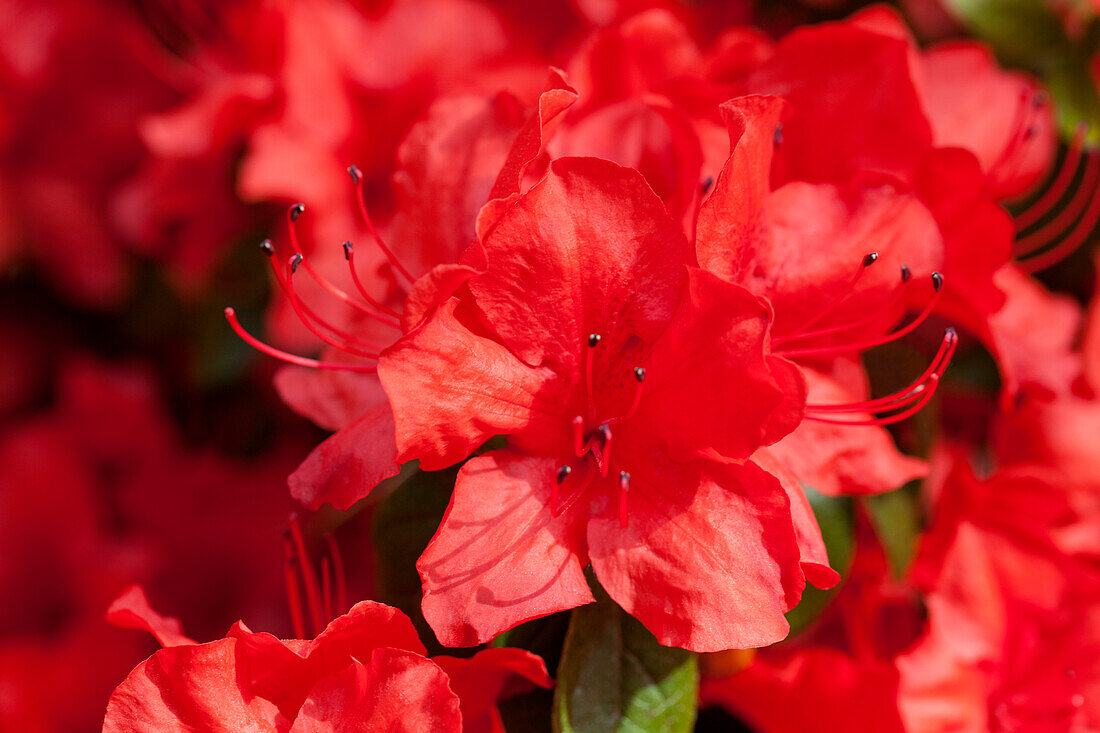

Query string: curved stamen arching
[284,255,382,359]
[287,514,324,637]
[806,329,956,414]
[1015,122,1089,231]
[1017,151,1100,273]
[777,272,943,360]
[780,265,913,345]
[224,308,378,373]
[285,204,402,326]
[348,165,416,285]
[262,240,385,348]
[283,538,306,639]
[805,328,957,427]
[343,241,401,319]
[324,534,348,616]
[775,252,879,347]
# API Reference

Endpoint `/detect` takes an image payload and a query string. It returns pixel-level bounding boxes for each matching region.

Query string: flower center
[550,333,646,528]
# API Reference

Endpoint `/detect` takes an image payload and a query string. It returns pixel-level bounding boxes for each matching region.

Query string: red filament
[224,308,378,373]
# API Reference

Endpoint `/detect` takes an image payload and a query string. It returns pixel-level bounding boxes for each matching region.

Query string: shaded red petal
[703,647,905,733]
[920,42,1055,200]
[287,401,400,511]
[695,94,787,282]
[290,650,461,733]
[379,299,569,471]
[469,156,691,374]
[418,450,594,647]
[273,367,387,434]
[103,639,282,732]
[636,268,805,462]
[588,458,804,652]
[752,448,840,589]
[433,647,553,733]
[744,21,932,185]
[389,92,529,280]
[745,179,943,343]
[106,585,195,648]
[488,68,577,201]
[400,262,482,333]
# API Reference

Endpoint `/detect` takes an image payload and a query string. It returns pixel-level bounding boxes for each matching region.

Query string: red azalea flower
[377,155,815,651]
[103,588,550,733]
[698,94,949,496]
[245,72,578,511]
[898,457,1100,732]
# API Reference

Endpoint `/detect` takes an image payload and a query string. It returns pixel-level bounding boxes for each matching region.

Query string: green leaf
[553,586,698,733]
[945,0,1068,66]
[863,483,922,578]
[944,0,1100,142]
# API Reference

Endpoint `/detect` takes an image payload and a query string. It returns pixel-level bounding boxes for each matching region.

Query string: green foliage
[863,482,922,578]
[945,0,1100,141]
[553,584,698,733]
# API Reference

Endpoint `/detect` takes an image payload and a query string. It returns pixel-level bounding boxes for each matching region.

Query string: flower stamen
[348,165,416,285]
[223,308,378,373]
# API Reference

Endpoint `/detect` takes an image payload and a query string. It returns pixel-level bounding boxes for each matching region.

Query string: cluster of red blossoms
[3,0,1100,730]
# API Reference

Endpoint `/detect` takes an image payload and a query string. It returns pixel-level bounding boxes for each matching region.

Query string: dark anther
[773,124,784,146]
[347,165,362,184]
[1033,90,1049,108]
[556,465,572,484]
[290,203,305,222]
[290,253,303,274]
[619,470,630,486]
[900,265,911,283]
[259,238,275,256]
[700,176,714,195]
[945,327,957,340]
[588,333,602,348]
[633,367,646,382]
[597,424,611,443]
[932,272,943,292]
[342,241,353,260]
[862,252,879,268]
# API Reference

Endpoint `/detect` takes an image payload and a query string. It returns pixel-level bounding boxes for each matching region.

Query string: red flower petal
[635,267,805,461]
[752,448,840,589]
[744,22,932,185]
[696,94,787,282]
[418,450,594,647]
[379,300,569,471]
[433,647,553,733]
[103,639,282,732]
[287,401,400,511]
[105,585,195,648]
[588,458,804,652]
[290,650,461,733]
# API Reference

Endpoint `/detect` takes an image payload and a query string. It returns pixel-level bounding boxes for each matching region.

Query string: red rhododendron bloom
[104,588,550,733]
[378,155,820,651]
[898,457,1100,732]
